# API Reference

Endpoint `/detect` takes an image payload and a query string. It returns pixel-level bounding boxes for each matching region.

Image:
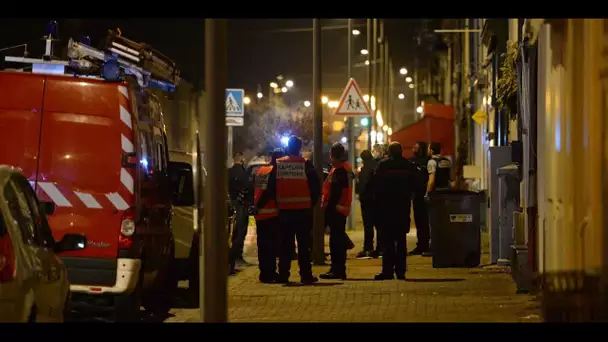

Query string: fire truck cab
[0,28,194,321]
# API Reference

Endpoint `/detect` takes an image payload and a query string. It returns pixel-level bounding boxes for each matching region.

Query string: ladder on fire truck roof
[4,27,180,92]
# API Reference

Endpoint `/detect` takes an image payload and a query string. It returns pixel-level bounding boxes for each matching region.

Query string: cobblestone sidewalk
[166,226,541,323]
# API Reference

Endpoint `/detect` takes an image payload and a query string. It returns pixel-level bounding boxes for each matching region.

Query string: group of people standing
[228,135,451,284]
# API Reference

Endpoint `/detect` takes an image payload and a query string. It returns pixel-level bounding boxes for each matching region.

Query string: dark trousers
[229,202,250,262]
[360,199,376,252]
[256,217,279,279]
[327,213,347,275]
[412,190,430,251]
[278,210,313,279]
[379,217,410,277]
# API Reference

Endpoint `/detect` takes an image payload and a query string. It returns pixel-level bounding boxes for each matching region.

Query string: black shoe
[396,274,406,280]
[408,248,424,256]
[422,251,433,257]
[355,250,373,260]
[259,273,279,284]
[301,276,319,284]
[319,272,347,280]
[276,275,290,284]
[374,273,395,280]
[371,250,381,259]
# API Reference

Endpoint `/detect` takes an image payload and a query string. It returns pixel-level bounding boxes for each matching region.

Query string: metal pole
[312,18,325,265]
[366,18,372,150]
[371,19,378,145]
[347,19,355,231]
[378,21,385,138]
[384,41,390,135]
[201,18,228,323]
[227,126,233,167]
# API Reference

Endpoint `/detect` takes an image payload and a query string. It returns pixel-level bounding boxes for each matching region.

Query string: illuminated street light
[370,96,376,110]
[321,96,329,104]
[409,84,415,89]
[405,76,413,83]
[244,96,251,105]
[382,125,388,132]
[399,67,408,75]
[416,106,423,114]
[281,87,288,93]
[304,100,311,107]
[270,82,278,88]
[387,127,393,136]
[397,93,405,100]
[352,29,361,36]
[277,75,284,80]
[365,60,370,65]
[360,49,369,55]
[257,92,263,99]
[363,94,370,102]
[376,110,383,127]
[328,101,339,108]
[341,136,348,143]
[285,80,294,88]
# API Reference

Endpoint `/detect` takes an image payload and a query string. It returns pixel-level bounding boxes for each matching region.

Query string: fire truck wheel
[114,282,142,322]
[142,242,178,316]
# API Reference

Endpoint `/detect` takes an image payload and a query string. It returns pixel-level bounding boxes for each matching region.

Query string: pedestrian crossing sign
[226,88,245,117]
[334,78,371,116]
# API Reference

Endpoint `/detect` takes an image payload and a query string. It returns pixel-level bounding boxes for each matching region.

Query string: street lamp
[270,82,278,88]
[405,76,413,83]
[365,60,370,65]
[416,106,423,114]
[399,67,408,75]
[352,29,361,36]
[409,83,415,89]
[397,93,405,100]
[363,94,370,102]
[382,124,388,132]
[304,100,311,107]
[281,87,288,93]
[257,92,263,99]
[360,49,368,55]
[285,80,294,88]
[321,96,329,104]
[244,96,251,105]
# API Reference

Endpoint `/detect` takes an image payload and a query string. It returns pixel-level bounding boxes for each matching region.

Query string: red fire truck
[0,27,195,321]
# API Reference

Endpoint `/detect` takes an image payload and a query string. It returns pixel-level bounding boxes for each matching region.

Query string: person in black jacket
[355,149,378,260]
[409,141,431,255]
[227,152,250,270]
[372,142,417,280]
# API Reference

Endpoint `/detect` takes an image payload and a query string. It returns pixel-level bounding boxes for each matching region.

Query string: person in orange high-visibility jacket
[250,149,284,283]
[273,136,321,284]
[320,143,353,280]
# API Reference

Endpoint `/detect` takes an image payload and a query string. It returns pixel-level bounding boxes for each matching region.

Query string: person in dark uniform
[250,149,284,283]
[274,136,321,284]
[370,143,388,258]
[355,149,378,260]
[320,143,353,280]
[372,142,417,280]
[424,142,452,257]
[409,142,431,256]
[228,152,250,272]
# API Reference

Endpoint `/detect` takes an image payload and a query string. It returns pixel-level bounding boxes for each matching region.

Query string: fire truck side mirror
[168,161,195,207]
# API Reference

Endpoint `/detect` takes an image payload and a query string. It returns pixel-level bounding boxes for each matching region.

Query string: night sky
[0,18,426,100]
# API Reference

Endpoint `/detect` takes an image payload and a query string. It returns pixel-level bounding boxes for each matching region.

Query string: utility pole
[312,18,325,265]
[378,21,385,140]
[366,18,372,150]
[371,19,378,145]
[384,40,390,136]
[347,19,355,231]
[201,19,228,323]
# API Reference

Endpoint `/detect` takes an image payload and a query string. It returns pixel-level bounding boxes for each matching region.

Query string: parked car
[0,165,87,322]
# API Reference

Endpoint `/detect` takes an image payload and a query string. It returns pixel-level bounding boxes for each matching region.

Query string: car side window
[17,177,55,249]
[3,179,37,245]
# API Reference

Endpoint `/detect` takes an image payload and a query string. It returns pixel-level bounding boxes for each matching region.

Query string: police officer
[424,142,452,257]
[250,149,284,283]
[320,143,353,280]
[274,136,321,284]
[372,142,417,280]
[409,142,431,256]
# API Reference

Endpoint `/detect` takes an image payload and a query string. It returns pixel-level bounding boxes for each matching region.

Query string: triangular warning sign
[334,78,371,116]
[226,93,241,114]
[472,109,487,125]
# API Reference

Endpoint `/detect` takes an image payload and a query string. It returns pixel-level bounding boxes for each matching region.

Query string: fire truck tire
[114,282,142,322]
[187,239,200,306]
[142,242,178,316]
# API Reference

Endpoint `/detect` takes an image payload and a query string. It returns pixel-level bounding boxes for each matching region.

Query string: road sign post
[225,88,245,166]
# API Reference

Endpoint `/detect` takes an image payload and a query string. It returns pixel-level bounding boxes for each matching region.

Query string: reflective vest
[321,161,353,216]
[275,155,311,210]
[253,165,278,221]
[431,156,452,190]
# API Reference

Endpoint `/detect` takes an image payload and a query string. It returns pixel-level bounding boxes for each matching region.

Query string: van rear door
[0,72,45,180]
[37,77,135,259]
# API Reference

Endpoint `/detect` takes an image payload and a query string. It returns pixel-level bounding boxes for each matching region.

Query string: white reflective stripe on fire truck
[105,192,129,211]
[37,182,73,207]
[28,180,35,189]
[74,191,102,209]
[118,86,129,99]
[121,134,134,153]
[119,105,133,130]
[120,168,134,194]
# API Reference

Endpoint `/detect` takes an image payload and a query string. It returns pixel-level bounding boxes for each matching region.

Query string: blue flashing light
[360,117,369,127]
[280,136,290,147]
[81,36,91,46]
[46,21,58,39]
[140,158,149,168]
